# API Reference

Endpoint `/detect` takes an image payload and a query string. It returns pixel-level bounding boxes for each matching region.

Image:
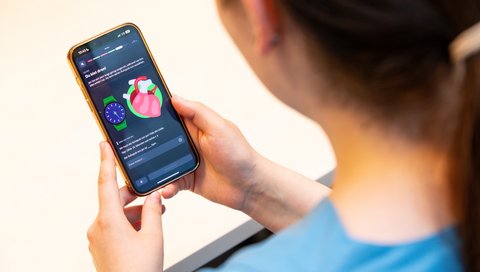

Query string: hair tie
[450,21,480,63]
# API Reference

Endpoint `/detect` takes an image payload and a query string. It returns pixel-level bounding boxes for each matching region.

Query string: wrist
[239,152,269,216]
[241,154,295,232]
[237,154,327,232]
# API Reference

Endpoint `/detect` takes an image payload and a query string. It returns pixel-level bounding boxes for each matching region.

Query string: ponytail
[451,57,480,272]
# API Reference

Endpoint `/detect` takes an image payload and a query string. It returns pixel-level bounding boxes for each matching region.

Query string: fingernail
[150,191,161,202]
[99,142,105,151]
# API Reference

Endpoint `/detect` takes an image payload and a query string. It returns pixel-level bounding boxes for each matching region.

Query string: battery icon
[125,29,130,34]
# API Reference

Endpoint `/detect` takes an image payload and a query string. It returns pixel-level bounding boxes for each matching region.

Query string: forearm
[243,154,331,232]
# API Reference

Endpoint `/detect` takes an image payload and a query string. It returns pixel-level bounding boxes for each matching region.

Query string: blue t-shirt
[202,198,461,271]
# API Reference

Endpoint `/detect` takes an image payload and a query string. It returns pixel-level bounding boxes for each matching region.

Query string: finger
[161,183,180,199]
[125,205,166,223]
[98,142,121,213]
[161,173,195,199]
[183,119,199,147]
[127,205,166,231]
[132,221,142,231]
[172,96,225,134]
[119,186,137,207]
[125,205,143,224]
[140,192,163,235]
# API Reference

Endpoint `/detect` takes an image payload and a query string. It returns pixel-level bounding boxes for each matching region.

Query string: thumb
[97,142,121,214]
[141,191,163,235]
[171,95,225,133]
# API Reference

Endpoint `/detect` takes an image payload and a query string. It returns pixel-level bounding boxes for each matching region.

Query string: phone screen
[70,24,198,195]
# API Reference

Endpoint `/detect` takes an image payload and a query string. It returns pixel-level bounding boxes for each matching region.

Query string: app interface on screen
[73,27,197,194]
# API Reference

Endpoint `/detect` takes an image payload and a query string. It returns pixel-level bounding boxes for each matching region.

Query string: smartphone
[68,23,199,196]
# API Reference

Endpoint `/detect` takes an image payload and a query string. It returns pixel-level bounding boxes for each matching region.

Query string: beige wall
[0,1,334,271]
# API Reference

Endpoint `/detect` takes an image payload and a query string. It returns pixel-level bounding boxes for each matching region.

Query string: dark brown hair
[280,0,480,270]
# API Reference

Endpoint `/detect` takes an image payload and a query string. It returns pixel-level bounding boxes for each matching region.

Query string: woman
[86,0,480,271]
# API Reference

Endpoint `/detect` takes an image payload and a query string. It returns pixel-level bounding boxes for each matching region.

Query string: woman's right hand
[161,96,260,213]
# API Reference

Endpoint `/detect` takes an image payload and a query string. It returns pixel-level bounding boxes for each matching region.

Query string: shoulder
[204,198,462,272]
[206,199,345,271]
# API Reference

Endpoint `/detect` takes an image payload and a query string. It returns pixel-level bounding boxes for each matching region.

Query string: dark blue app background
[73,26,198,194]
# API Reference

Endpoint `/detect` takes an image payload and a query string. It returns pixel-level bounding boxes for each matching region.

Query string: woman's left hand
[87,142,165,272]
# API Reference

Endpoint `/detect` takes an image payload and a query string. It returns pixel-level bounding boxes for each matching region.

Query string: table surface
[0,1,335,271]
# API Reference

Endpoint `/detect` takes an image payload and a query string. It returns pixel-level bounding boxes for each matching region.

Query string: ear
[243,0,281,54]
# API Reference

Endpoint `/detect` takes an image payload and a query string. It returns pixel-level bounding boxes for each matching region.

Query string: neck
[315,108,455,243]
[264,19,456,241]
